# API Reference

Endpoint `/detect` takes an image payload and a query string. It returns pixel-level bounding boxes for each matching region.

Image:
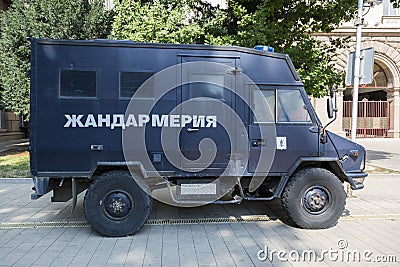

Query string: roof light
[254,45,274,52]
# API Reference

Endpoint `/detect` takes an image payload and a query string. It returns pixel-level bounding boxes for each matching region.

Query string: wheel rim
[103,190,133,219]
[302,186,331,215]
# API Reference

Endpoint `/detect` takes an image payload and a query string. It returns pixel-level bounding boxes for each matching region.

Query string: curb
[366,164,400,173]
[0,214,399,229]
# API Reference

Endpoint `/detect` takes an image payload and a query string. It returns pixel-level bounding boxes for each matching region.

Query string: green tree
[112,0,358,97]
[111,0,204,43]
[204,0,357,97]
[0,0,113,119]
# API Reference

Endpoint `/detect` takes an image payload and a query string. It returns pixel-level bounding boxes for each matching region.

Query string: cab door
[248,86,319,174]
[179,56,238,173]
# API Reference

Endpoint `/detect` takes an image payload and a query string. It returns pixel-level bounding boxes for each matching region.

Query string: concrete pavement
[357,138,400,172]
[0,138,399,266]
[0,173,399,266]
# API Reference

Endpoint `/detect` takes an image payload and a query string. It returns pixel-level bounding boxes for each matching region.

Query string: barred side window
[60,70,96,98]
[120,72,154,98]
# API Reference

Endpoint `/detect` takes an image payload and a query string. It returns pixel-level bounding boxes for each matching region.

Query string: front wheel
[84,170,152,237]
[281,167,346,229]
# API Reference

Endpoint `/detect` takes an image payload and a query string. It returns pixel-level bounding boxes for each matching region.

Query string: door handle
[251,139,266,147]
[90,144,103,151]
[187,128,199,132]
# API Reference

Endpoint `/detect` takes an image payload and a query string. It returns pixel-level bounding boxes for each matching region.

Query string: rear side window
[60,70,96,98]
[120,72,154,98]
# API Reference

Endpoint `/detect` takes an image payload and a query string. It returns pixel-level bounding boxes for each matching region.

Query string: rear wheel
[84,170,152,237]
[281,168,345,229]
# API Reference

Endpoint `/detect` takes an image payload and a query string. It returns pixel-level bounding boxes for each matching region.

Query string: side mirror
[327,87,335,119]
[327,98,334,119]
[322,87,337,144]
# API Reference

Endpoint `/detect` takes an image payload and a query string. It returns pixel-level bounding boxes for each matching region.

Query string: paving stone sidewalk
[0,173,399,266]
[357,138,400,172]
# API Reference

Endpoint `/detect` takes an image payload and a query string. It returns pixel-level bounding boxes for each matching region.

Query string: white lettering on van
[192,115,205,127]
[64,114,84,128]
[63,114,217,129]
[98,114,111,127]
[152,114,168,127]
[111,115,125,129]
[84,114,97,127]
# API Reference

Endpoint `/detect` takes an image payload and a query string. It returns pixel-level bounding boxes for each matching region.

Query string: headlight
[350,150,359,161]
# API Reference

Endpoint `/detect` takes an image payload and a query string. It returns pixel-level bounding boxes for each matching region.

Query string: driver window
[277,90,311,123]
[253,89,275,123]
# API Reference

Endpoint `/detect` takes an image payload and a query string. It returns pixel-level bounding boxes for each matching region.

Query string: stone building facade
[315,0,400,138]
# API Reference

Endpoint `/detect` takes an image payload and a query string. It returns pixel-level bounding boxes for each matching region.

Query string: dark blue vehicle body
[29,39,366,203]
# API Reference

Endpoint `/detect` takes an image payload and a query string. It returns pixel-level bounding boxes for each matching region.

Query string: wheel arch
[275,157,348,198]
[91,161,148,181]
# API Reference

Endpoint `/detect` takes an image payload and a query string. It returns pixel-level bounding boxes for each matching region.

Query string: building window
[60,70,97,98]
[383,0,399,16]
[0,110,5,129]
[370,63,389,88]
[120,72,154,98]
[105,0,115,10]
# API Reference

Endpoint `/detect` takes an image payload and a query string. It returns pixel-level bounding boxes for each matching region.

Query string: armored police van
[30,39,367,237]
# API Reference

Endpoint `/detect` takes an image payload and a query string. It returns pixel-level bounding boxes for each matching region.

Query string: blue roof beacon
[254,45,275,52]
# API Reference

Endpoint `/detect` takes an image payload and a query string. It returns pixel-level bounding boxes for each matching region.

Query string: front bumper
[343,145,367,190]
[345,171,367,190]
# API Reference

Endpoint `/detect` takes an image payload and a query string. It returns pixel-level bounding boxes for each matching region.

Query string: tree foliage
[392,0,400,8]
[0,0,113,119]
[202,0,357,97]
[112,0,358,97]
[111,0,204,43]
[0,0,361,119]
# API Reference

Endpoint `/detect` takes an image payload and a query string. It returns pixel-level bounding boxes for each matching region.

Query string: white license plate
[180,184,217,195]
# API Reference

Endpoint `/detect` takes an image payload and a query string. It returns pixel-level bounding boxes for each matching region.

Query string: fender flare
[273,157,357,198]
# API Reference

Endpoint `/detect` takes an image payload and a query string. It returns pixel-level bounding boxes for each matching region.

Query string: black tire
[84,170,152,237]
[281,167,345,229]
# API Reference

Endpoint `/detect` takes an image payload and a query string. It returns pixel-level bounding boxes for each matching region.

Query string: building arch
[336,41,399,100]
[371,48,400,89]
[335,41,400,89]
[338,41,400,137]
